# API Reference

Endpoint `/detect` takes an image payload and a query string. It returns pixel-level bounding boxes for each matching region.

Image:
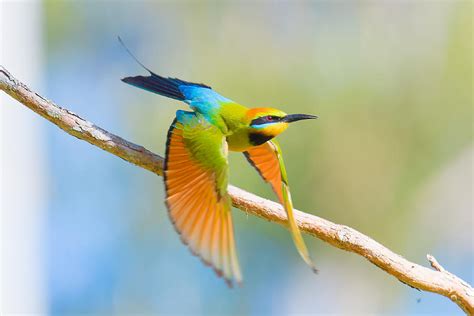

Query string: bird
[120,38,318,287]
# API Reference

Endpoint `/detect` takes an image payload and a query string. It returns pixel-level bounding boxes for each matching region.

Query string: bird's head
[246,107,318,146]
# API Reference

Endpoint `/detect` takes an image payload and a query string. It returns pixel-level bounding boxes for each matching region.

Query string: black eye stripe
[250,117,266,125]
[251,115,281,126]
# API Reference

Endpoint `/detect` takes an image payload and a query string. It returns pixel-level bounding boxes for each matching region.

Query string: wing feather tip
[168,216,241,287]
[311,265,319,274]
[224,278,233,289]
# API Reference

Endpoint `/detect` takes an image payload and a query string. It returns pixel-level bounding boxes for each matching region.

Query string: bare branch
[1,65,472,314]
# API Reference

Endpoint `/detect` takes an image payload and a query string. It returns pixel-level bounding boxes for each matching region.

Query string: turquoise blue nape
[178,85,232,113]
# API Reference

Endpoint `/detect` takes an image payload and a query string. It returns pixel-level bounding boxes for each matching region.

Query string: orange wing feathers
[245,140,317,272]
[164,116,242,286]
[244,141,285,203]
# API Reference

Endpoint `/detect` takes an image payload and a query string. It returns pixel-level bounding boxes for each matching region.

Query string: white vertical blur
[0,0,46,314]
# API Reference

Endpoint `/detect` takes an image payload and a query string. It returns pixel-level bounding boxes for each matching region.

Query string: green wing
[164,111,242,286]
[244,140,317,272]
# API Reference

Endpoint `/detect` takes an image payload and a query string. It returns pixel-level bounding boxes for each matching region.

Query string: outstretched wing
[164,111,242,286]
[244,140,317,272]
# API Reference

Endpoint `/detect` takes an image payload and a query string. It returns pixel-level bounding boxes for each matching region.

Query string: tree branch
[1,65,472,314]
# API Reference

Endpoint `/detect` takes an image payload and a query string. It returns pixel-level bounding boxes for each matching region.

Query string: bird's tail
[122,73,187,101]
[119,36,210,101]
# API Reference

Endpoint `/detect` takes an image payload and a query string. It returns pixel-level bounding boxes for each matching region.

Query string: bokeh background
[1,1,472,315]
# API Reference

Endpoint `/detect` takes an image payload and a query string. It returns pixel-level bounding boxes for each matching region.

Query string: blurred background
[1,0,472,315]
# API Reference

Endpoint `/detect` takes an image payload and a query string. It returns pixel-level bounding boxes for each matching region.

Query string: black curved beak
[283,114,319,123]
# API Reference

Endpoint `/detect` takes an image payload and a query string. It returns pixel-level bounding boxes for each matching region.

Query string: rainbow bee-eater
[121,42,318,287]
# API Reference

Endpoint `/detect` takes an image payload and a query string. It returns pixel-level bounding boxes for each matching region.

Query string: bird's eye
[250,115,280,126]
[265,115,279,122]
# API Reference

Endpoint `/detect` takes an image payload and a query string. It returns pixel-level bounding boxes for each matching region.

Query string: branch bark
[1,65,472,314]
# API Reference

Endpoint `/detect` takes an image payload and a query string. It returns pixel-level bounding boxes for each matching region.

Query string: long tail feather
[119,36,211,101]
[122,74,186,101]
